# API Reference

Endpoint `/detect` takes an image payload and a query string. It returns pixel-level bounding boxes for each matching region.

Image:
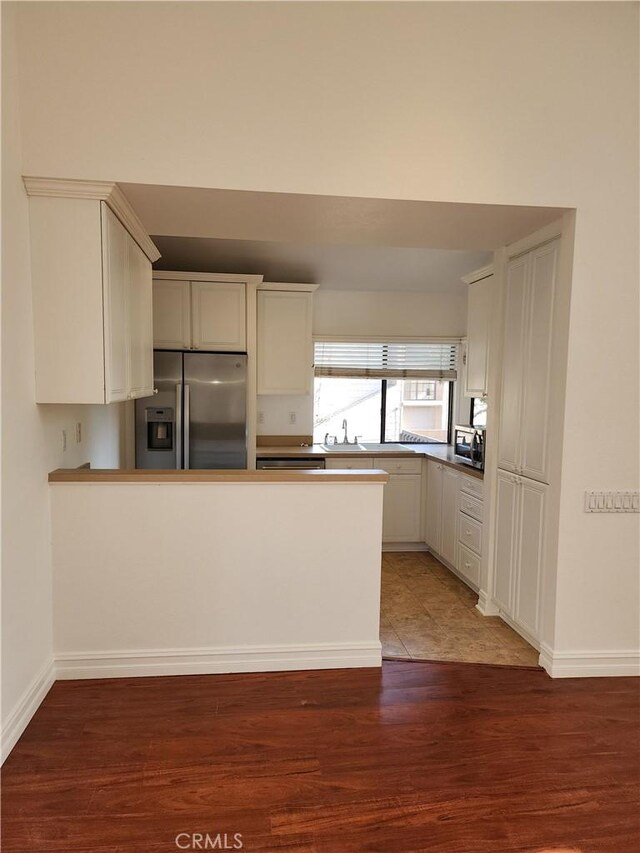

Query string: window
[470,397,487,427]
[313,341,458,445]
[404,381,437,401]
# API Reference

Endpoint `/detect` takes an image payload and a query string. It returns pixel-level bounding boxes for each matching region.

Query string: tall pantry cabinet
[493,238,558,646]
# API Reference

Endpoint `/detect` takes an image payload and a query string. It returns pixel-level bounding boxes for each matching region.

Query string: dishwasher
[256,457,326,471]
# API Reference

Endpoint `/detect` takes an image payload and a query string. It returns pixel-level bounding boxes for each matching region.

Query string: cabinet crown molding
[258,282,319,293]
[23,176,160,263]
[462,264,494,285]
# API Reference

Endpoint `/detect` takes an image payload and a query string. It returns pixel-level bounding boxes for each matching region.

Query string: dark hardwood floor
[2,661,639,852]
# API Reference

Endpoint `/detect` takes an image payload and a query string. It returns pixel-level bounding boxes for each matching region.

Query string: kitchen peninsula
[48,467,387,679]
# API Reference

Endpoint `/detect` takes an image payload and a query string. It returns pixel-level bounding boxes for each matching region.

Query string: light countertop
[48,468,389,484]
[256,444,484,479]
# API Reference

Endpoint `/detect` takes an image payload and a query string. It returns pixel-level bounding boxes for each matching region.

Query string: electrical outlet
[75,422,82,443]
[257,411,264,425]
[288,411,297,425]
[62,429,67,452]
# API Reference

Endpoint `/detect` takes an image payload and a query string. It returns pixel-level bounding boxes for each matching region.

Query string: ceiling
[121,182,567,293]
[152,237,491,294]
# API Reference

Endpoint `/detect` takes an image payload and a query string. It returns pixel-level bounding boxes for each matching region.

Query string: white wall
[314,290,467,339]
[51,481,383,677]
[7,3,640,661]
[0,4,126,760]
[257,394,313,438]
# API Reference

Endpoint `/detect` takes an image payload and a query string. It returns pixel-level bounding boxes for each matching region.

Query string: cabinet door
[520,241,558,484]
[128,235,154,398]
[102,205,129,402]
[257,291,313,394]
[425,461,443,552]
[498,255,529,474]
[514,478,546,640]
[440,466,459,565]
[382,475,422,543]
[494,470,519,614]
[153,280,191,349]
[465,274,492,398]
[191,281,246,351]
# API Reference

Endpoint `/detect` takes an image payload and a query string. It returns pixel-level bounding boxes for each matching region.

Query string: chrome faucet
[342,419,349,444]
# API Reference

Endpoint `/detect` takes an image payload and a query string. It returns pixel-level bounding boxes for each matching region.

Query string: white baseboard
[54,641,383,680]
[475,590,501,616]
[1,658,55,764]
[382,543,429,552]
[539,644,640,678]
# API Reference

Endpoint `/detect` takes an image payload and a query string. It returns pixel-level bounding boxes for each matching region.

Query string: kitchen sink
[321,443,368,452]
[319,442,411,453]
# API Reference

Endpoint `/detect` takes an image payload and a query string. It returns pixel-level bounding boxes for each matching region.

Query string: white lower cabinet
[440,467,460,565]
[374,457,422,543]
[324,457,374,471]
[382,474,422,543]
[457,544,481,587]
[426,460,485,591]
[494,469,547,642]
[425,461,444,552]
[326,457,422,543]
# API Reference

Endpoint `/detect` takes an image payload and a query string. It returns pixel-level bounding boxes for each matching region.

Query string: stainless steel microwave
[454,425,485,470]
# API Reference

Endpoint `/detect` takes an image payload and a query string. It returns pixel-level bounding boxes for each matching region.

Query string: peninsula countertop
[48,468,389,484]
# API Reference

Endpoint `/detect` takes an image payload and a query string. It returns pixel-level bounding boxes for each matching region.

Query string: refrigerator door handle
[184,384,191,469]
[175,383,183,470]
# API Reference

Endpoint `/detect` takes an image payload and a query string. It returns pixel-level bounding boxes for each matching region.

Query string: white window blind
[314,341,458,380]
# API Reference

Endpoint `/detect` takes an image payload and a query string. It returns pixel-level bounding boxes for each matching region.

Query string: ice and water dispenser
[145,407,174,451]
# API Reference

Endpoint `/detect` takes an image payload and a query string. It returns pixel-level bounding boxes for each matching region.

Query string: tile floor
[380,551,540,666]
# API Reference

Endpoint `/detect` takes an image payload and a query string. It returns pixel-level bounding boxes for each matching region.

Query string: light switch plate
[584,490,639,513]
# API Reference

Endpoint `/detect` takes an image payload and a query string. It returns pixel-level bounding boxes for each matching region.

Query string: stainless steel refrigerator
[135,351,247,469]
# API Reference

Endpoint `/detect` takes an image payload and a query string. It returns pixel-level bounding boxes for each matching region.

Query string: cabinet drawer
[325,457,374,470]
[457,543,481,587]
[459,474,484,499]
[459,493,483,523]
[458,512,482,555]
[374,457,422,475]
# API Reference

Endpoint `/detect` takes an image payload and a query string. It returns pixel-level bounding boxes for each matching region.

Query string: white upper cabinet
[520,243,557,483]
[463,266,493,399]
[498,239,558,484]
[25,179,159,404]
[127,234,154,399]
[153,279,246,351]
[102,205,130,402]
[257,288,315,395]
[153,280,191,349]
[191,282,246,351]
